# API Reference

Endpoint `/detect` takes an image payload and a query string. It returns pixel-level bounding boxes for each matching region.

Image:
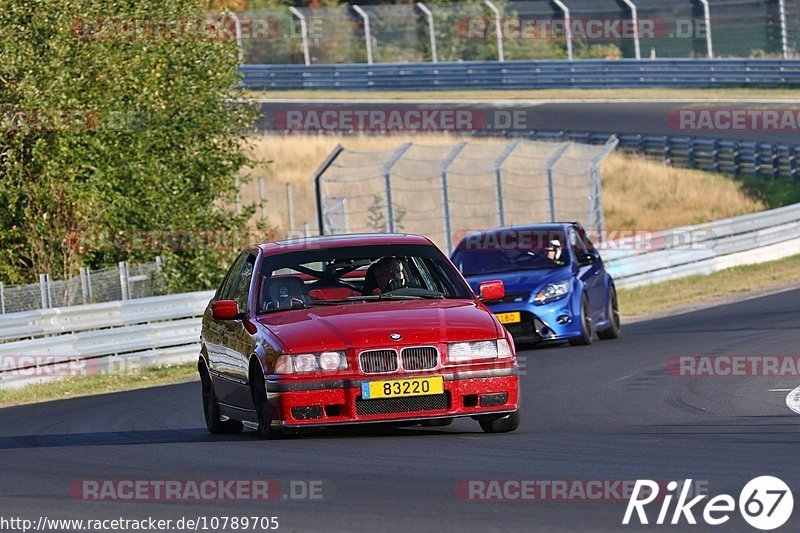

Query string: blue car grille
[498,291,531,304]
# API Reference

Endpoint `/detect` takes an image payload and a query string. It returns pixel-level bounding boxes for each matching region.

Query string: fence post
[259,176,267,219]
[224,9,244,63]
[0,281,4,314]
[589,136,620,241]
[287,182,295,233]
[698,0,714,58]
[313,144,345,235]
[621,0,641,59]
[416,2,438,63]
[80,267,89,305]
[381,143,413,233]
[86,267,93,302]
[545,143,572,223]
[304,222,310,237]
[352,5,373,65]
[39,273,50,309]
[483,0,504,61]
[440,142,468,252]
[234,176,242,215]
[492,139,521,226]
[289,6,311,66]
[779,0,789,59]
[119,261,130,301]
[553,0,573,61]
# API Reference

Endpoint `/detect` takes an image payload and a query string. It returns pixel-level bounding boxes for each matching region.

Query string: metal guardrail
[604,202,800,288]
[0,291,214,388]
[495,130,800,181]
[240,59,800,91]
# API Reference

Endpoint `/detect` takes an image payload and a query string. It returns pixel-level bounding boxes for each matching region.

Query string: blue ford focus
[450,223,620,346]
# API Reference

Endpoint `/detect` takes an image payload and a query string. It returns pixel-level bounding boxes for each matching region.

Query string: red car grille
[359,350,399,373]
[401,347,438,371]
[355,393,450,416]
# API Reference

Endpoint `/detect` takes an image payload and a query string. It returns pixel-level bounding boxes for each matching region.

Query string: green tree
[0,0,261,291]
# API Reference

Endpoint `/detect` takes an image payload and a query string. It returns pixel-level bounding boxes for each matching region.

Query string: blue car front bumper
[489,295,582,344]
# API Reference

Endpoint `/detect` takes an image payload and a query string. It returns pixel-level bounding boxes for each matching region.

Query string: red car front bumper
[266,368,519,427]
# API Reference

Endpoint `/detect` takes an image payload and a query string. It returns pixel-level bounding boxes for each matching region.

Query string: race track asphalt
[1,287,799,532]
[256,100,800,144]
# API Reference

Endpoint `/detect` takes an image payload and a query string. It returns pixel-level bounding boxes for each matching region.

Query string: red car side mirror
[212,300,241,320]
[479,280,505,301]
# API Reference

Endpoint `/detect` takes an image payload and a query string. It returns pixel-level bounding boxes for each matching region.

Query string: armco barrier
[240,59,800,91]
[0,291,214,389]
[500,131,800,181]
[603,202,800,288]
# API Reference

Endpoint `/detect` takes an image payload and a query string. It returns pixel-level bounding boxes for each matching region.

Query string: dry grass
[600,152,765,230]
[242,134,764,235]
[619,253,800,317]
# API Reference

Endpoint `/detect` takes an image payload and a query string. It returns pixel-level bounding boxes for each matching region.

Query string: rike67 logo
[623,477,793,530]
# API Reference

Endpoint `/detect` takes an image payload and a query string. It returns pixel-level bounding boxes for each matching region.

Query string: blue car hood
[464,267,573,296]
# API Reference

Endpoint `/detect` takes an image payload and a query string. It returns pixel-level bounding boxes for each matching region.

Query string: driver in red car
[367,257,406,294]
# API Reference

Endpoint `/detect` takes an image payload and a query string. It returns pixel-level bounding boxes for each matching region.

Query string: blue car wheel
[568,294,593,346]
[597,286,621,340]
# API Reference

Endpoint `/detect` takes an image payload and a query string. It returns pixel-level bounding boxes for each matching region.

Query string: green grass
[619,253,800,317]
[245,88,800,101]
[736,176,800,209]
[0,363,198,409]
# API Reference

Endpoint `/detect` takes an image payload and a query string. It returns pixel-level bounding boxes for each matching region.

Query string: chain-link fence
[0,259,163,314]
[315,138,617,253]
[236,0,798,65]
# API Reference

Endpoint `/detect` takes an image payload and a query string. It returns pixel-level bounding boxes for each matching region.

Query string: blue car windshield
[452,230,571,276]
[454,250,569,276]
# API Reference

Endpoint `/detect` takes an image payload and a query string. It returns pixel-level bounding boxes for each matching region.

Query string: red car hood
[256,299,499,353]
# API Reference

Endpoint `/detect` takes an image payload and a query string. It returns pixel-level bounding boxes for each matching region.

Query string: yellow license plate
[496,312,522,324]
[361,376,444,400]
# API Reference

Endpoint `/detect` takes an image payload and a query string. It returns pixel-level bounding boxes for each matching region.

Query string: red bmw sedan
[198,233,520,438]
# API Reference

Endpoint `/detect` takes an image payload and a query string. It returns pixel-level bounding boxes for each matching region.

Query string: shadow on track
[0,424,477,449]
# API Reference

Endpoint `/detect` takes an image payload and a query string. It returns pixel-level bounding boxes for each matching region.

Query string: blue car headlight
[534,280,571,304]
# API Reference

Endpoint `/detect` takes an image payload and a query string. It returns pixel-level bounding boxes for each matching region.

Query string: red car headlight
[448,340,513,363]
[274,352,348,374]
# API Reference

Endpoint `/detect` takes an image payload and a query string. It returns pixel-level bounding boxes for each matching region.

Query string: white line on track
[770,389,793,392]
[785,385,800,415]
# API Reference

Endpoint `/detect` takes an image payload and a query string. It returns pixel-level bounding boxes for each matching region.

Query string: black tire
[199,362,243,435]
[478,410,521,433]
[568,294,593,346]
[597,286,621,340]
[250,363,274,439]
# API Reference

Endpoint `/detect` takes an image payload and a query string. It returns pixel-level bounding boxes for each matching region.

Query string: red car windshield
[255,244,473,314]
